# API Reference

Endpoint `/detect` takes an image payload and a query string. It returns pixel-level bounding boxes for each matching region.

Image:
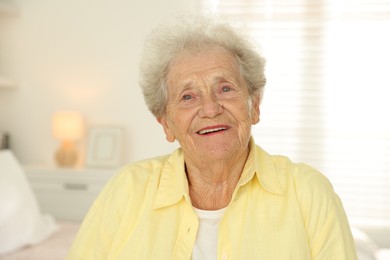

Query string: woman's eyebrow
[169,83,194,99]
[172,73,237,94]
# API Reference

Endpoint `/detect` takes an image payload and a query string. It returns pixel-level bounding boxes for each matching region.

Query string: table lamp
[52,111,84,167]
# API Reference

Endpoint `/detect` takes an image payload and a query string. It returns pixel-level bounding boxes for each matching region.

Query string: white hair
[139,15,266,118]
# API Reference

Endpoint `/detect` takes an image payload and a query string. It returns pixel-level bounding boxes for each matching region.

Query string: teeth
[198,127,227,135]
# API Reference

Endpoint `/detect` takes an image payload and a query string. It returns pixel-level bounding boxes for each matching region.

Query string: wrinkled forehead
[166,46,243,90]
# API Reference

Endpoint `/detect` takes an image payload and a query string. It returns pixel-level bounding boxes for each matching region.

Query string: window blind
[197,0,390,227]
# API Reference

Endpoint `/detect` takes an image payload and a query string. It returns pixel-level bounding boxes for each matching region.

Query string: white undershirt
[191,207,226,260]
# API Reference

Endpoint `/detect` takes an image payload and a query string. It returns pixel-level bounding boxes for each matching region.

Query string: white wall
[0,0,196,166]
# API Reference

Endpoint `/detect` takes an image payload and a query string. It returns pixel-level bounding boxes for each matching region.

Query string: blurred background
[0,0,189,166]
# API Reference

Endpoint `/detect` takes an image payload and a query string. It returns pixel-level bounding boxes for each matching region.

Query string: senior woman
[67,16,357,259]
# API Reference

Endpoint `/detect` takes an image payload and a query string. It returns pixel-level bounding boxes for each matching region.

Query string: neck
[185,149,249,210]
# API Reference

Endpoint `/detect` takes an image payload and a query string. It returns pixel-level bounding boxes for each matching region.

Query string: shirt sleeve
[66,174,125,260]
[294,164,358,260]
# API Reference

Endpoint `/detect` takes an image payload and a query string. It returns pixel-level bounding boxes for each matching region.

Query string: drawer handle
[63,183,88,190]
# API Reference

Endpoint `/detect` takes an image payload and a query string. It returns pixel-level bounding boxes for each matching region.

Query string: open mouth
[197,126,228,135]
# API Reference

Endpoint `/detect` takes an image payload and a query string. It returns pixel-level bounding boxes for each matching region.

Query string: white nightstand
[24,166,116,222]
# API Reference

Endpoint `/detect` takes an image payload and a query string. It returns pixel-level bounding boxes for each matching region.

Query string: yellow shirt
[67,141,357,259]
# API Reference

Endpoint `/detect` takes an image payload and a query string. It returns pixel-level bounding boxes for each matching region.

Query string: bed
[0,221,79,260]
[0,150,80,260]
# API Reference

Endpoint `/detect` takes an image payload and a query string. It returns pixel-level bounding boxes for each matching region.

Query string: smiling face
[158,47,260,164]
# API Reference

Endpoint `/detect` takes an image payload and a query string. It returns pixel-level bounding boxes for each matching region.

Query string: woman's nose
[198,94,223,118]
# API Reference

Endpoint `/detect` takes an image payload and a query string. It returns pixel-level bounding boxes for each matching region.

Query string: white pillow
[0,150,58,254]
[351,227,379,260]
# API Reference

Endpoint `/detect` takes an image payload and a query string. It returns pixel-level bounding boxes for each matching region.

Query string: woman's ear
[251,94,261,125]
[157,116,176,142]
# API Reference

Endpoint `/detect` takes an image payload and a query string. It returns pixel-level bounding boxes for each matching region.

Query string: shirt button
[222,253,228,260]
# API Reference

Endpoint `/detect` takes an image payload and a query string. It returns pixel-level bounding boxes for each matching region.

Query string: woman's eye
[222,86,232,92]
[182,94,192,101]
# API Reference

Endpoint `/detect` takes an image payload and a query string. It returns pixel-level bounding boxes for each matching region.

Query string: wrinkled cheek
[174,128,196,147]
[237,124,252,145]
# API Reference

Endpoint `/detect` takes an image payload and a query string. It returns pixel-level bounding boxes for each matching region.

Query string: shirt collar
[153,148,188,209]
[153,138,284,209]
[238,138,284,195]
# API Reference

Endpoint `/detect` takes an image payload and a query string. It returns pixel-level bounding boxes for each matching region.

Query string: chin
[202,144,244,160]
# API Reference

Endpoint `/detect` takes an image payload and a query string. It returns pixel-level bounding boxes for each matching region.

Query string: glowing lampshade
[52,111,84,167]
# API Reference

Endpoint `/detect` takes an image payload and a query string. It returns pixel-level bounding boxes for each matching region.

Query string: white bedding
[0,221,79,260]
[0,150,57,254]
[0,150,79,260]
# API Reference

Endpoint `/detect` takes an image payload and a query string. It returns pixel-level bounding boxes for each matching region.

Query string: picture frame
[86,126,123,168]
